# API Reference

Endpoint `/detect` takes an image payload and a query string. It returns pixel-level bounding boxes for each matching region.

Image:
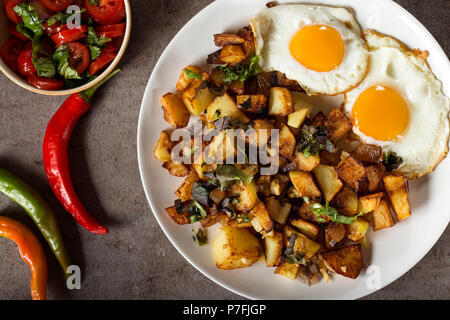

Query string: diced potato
[237,26,255,55]
[162,161,189,177]
[256,175,271,197]
[247,119,275,147]
[251,202,274,233]
[298,201,329,223]
[161,93,190,128]
[175,170,199,201]
[165,206,190,225]
[324,222,346,247]
[312,164,343,202]
[234,180,259,213]
[207,93,250,123]
[357,192,383,214]
[319,244,363,279]
[220,45,247,64]
[290,218,319,240]
[209,189,226,205]
[289,171,321,198]
[265,197,292,224]
[236,95,267,114]
[287,186,302,198]
[383,175,411,221]
[212,226,262,270]
[287,108,309,128]
[283,226,321,259]
[324,108,352,142]
[192,153,217,180]
[364,164,386,192]
[331,186,357,216]
[228,80,245,95]
[207,50,224,64]
[205,130,236,163]
[352,144,382,164]
[320,150,342,167]
[153,131,174,162]
[214,33,245,47]
[311,111,325,127]
[279,125,296,160]
[346,218,369,242]
[336,156,367,192]
[274,261,300,280]
[264,231,283,267]
[182,78,216,116]
[269,174,289,196]
[372,198,395,231]
[268,87,293,116]
[294,152,320,172]
[176,66,202,92]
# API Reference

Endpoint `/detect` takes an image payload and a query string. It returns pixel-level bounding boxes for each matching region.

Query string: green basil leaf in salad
[15,23,34,40]
[31,38,56,78]
[217,54,261,84]
[53,45,81,80]
[88,45,102,60]
[184,69,202,80]
[13,3,43,38]
[86,27,111,61]
[309,201,364,225]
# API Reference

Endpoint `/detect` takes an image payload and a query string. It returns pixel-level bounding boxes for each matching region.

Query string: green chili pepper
[0,168,71,275]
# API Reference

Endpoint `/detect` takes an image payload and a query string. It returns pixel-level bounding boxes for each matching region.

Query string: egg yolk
[289,24,345,72]
[352,86,410,141]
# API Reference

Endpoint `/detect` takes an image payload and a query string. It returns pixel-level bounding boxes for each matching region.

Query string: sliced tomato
[8,22,29,40]
[67,42,90,75]
[29,0,55,20]
[43,22,69,37]
[96,22,125,38]
[18,42,37,76]
[85,0,125,25]
[41,0,73,11]
[27,75,65,90]
[88,45,117,75]
[51,25,88,46]
[0,37,25,72]
[4,0,26,24]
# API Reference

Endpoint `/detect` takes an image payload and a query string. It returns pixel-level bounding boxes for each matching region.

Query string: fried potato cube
[320,150,342,167]
[210,68,225,87]
[205,130,236,163]
[294,152,320,172]
[165,206,190,225]
[175,170,199,201]
[207,49,224,64]
[346,218,369,242]
[289,171,321,198]
[324,108,352,142]
[290,218,320,240]
[269,174,289,196]
[228,80,245,95]
[234,180,259,213]
[251,202,274,233]
[162,161,189,177]
[298,201,329,223]
[319,244,363,279]
[256,175,271,197]
[352,144,382,164]
[274,261,300,280]
[279,125,296,160]
[312,164,343,202]
[331,186,357,216]
[264,231,284,267]
[153,131,174,162]
[364,164,386,193]
[237,26,255,55]
[212,226,262,270]
[324,222,347,248]
[247,119,275,147]
[311,111,325,127]
[383,175,411,221]
[278,74,305,92]
[182,78,216,116]
[220,45,247,64]
[161,93,190,128]
[357,192,383,214]
[236,94,267,114]
[336,156,367,192]
[283,225,321,259]
[268,87,293,116]
[265,197,292,224]
[372,198,395,231]
[176,66,202,92]
[287,108,309,128]
[207,93,250,123]
[213,33,245,47]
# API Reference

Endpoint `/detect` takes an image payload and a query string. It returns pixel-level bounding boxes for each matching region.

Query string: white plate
[137,0,450,299]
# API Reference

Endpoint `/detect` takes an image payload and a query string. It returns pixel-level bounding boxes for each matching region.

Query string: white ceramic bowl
[0,0,132,95]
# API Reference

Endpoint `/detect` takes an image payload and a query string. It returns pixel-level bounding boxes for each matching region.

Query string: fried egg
[250,4,369,95]
[343,30,450,179]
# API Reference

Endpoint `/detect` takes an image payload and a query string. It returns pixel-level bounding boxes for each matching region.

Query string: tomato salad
[0,0,126,90]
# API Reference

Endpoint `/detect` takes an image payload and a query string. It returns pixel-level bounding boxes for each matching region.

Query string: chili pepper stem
[80,69,121,103]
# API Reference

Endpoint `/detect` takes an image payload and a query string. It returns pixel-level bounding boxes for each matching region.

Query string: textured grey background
[0,0,448,300]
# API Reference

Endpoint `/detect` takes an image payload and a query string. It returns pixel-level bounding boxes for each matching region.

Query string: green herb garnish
[13,4,43,38]
[192,228,208,246]
[185,69,202,80]
[217,54,261,84]
[309,201,364,225]
[86,26,111,60]
[214,165,253,191]
[238,214,251,224]
[296,124,334,158]
[31,38,56,78]
[189,200,208,223]
[53,45,81,79]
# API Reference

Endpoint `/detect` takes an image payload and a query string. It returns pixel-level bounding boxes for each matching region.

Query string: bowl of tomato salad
[0,0,131,95]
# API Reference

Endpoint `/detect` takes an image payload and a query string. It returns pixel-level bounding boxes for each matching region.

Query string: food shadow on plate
[407,174,430,212]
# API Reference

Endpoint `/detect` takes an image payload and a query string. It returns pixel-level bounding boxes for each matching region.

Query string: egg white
[343,30,450,179]
[250,4,369,95]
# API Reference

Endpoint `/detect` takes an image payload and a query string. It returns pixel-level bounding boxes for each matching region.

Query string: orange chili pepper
[0,216,48,300]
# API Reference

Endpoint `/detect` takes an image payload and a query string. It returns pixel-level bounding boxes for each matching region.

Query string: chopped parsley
[185,69,202,80]
[213,165,253,191]
[217,54,261,84]
[309,201,364,225]
[296,124,334,158]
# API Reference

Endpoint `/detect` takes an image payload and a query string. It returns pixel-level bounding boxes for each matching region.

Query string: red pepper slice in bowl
[18,42,37,76]
[88,44,117,75]
[27,75,65,90]
[51,25,88,46]
[85,0,125,25]
[96,22,126,38]
[67,42,90,75]
[41,0,73,12]
[0,37,25,72]
[44,22,69,37]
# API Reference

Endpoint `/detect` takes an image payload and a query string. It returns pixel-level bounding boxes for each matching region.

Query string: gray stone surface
[0,0,448,300]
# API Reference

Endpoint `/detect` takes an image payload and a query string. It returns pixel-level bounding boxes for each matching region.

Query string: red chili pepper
[43,69,120,235]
